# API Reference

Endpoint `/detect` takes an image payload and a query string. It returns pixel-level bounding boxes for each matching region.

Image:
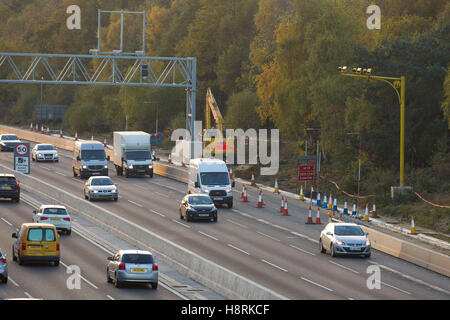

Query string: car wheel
[2,276,7,284]
[330,244,337,257]
[114,197,118,202]
[12,246,17,262]
[54,260,60,267]
[66,229,71,236]
[114,274,121,288]
[227,202,233,209]
[179,209,184,220]
[319,239,326,253]
[365,253,371,258]
[17,254,23,265]
[151,282,158,289]
[106,269,112,283]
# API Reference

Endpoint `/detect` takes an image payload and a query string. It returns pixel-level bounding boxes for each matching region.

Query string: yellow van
[12,223,60,266]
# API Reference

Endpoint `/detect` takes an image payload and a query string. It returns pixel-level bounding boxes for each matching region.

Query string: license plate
[92,172,100,175]
[199,214,210,217]
[1,186,11,190]
[52,218,61,221]
[131,268,146,273]
[214,197,223,200]
[349,247,360,251]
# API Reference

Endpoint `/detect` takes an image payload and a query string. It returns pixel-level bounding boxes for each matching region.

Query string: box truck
[113,131,153,178]
[188,158,234,208]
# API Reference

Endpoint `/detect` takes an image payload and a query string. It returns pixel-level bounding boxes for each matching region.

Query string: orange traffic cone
[257,190,264,208]
[299,185,304,201]
[251,171,255,186]
[35,123,39,132]
[181,159,186,167]
[371,202,377,218]
[74,131,78,141]
[282,198,289,216]
[315,206,322,224]
[306,205,313,224]
[30,123,33,131]
[242,186,249,202]
[229,168,233,180]
[103,137,107,147]
[60,128,63,138]
[168,153,172,164]
[41,125,44,134]
[280,196,285,213]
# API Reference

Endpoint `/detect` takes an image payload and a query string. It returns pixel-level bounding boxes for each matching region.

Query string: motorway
[0,142,449,300]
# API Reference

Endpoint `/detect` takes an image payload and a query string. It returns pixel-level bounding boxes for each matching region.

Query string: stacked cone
[410,216,417,235]
[364,204,370,221]
[60,128,63,138]
[74,131,78,141]
[343,199,348,215]
[274,178,279,193]
[251,171,256,186]
[315,206,322,224]
[280,196,285,213]
[305,205,314,224]
[299,185,304,201]
[282,197,289,216]
[371,203,377,218]
[168,153,172,164]
[242,185,249,202]
[256,190,264,208]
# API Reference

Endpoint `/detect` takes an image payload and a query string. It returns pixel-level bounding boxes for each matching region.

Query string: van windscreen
[200,172,229,186]
[81,149,106,161]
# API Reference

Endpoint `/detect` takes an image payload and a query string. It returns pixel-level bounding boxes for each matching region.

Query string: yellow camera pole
[338,67,405,187]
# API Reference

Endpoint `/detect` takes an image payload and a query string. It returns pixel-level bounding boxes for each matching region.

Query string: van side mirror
[107,257,113,261]
[194,181,199,188]
[107,155,110,161]
[33,210,37,214]
[12,232,17,238]
[76,156,81,161]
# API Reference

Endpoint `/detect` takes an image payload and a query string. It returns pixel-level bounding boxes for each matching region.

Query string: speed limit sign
[14,143,30,174]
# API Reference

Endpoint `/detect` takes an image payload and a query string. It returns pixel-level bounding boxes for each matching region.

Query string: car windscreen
[0,177,16,184]
[189,196,213,205]
[27,228,56,242]
[122,254,154,264]
[37,145,54,150]
[43,208,68,215]
[81,149,106,161]
[1,135,19,141]
[334,225,365,236]
[91,178,113,186]
[125,151,151,161]
[200,172,229,186]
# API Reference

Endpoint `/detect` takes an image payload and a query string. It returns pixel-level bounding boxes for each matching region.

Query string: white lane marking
[127,200,143,208]
[8,277,20,287]
[257,231,280,242]
[24,292,33,299]
[71,178,83,183]
[1,217,12,226]
[133,184,147,190]
[300,277,333,292]
[198,231,218,241]
[261,259,288,273]
[328,260,359,274]
[289,244,316,256]
[149,209,165,217]
[60,261,99,289]
[171,219,191,229]
[106,295,115,300]
[226,219,248,229]
[56,172,66,177]
[227,244,250,255]
[379,280,411,295]
[39,166,51,171]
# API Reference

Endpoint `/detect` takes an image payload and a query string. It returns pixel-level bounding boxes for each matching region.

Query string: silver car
[33,205,72,235]
[106,250,158,289]
[32,144,59,162]
[83,176,118,201]
[319,223,371,258]
[0,248,8,284]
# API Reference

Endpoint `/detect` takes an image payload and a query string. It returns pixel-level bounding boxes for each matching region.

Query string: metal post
[120,12,124,53]
[400,76,405,188]
[97,10,101,51]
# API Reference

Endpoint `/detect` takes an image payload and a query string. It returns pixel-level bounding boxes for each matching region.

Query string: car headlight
[82,165,87,169]
[93,190,99,193]
[148,165,153,169]
[366,239,371,246]
[104,165,108,169]
[335,239,344,245]
[128,164,133,169]
[202,189,209,193]
[226,188,232,193]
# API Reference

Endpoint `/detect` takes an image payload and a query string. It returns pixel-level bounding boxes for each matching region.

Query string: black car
[180,194,218,222]
[0,174,20,202]
[0,134,21,152]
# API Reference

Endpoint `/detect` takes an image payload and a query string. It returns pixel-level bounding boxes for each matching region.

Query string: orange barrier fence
[413,192,450,209]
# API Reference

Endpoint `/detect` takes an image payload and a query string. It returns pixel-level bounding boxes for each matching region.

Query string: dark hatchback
[0,174,20,202]
[0,134,21,152]
[180,194,218,222]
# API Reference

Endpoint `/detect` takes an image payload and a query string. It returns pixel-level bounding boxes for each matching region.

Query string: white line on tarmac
[198,231,218,241]
[227,244,250,255]
[328,260,359,274]
[226,219,248,229]
[56,172,66,177]
[289,245,316,256]
[60,261,99,290]
[106,295,115,300]
[379,280,411,295]
[127,200,143,208]
[1,217,12,226]
[261,259,288,273]
[8,277,20,287]
[257,231,280,242]
[24,292,33,299]
[171,219,191,229]
[300,277,333,292]
[149,209,165,217]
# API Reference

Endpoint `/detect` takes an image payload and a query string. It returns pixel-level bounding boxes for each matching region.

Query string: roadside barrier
[413,192,450,209]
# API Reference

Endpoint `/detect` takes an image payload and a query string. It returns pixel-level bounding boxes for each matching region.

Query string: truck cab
[72,141,109,179]
[188,158,234,208]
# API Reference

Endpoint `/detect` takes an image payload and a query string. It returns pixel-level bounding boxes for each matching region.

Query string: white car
[32,144,59,162]
[33,205,72,235]
[83,176,118,201]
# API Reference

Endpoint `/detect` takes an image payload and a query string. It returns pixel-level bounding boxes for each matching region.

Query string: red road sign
[298,164,315,182]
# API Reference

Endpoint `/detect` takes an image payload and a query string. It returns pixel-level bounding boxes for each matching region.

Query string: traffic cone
[30,123,33,131]
[104,137,107,147]
[168,153,172,164]
[241,185,245,199]
[60,128,63,138]
[280,196,285,213]
[328,210,332,223]
[274,178,279,193]
[299,185,304,201]
[371,202,377,218]
[46,127,50,135]
[35,123,39,132]
[410,216,417,235]
[257,190,263,208]
[328,194,333,210]
[351,201,357,216]
[306,205,314,224]
[41,125,44,134]
[315,206,322,224]
[333,196,337,212]
[343,199,348,215]
[242,185,249,202]
[181,159,186,168]
[322,192,328,209]
[364,203,370,221]
[282,198,289,216]
[74,131,78,141]
[251,171,256,186]
[316,191,321,207]
[91,133,94,141]
[229,168,233,180]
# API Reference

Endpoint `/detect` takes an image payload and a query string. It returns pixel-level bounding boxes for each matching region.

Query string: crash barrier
[2,125,449,278]
[0,162,287,300]
[413,191,450,209]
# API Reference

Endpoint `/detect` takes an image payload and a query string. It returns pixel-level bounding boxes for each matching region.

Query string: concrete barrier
[2,125,449,279]
[0,162,287,300]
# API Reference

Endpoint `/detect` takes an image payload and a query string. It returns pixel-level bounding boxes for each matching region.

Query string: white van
[72,141,109,179]
[188,158,234,208]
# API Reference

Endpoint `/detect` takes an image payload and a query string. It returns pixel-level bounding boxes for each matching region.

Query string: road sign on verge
[297,155,316,182]
[14,143,30,174]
